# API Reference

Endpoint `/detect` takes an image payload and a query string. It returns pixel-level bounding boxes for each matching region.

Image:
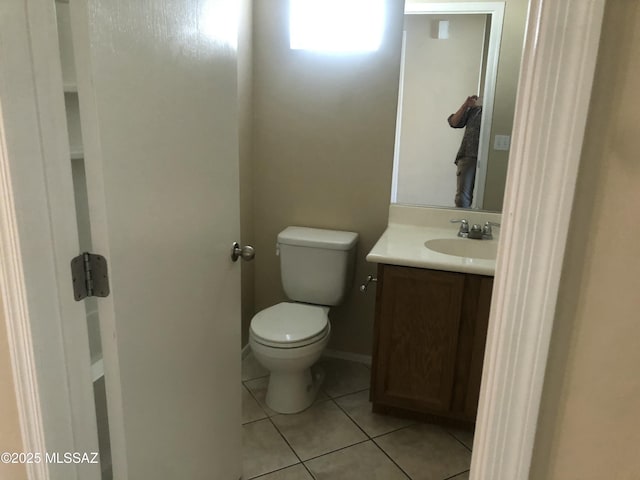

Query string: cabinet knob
[360,275,378,293]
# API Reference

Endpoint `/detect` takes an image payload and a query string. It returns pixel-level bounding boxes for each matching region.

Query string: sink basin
[425,238,498,260]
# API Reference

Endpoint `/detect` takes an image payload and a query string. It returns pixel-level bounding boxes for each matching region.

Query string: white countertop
[366,205,501,276]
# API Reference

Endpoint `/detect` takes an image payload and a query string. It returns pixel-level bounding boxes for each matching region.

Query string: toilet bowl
[250,302,331,414]
[249,226,358,414]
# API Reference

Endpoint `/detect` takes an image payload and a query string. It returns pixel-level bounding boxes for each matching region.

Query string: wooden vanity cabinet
[370,264,493,426]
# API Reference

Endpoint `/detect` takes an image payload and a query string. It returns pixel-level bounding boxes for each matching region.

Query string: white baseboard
[323,349,372,367]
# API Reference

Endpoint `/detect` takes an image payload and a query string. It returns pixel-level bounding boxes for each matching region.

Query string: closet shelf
[70,148,84,160]
[91,355,104,383]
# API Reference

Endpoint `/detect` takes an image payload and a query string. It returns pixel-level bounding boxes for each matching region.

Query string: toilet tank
[277,226,358,306]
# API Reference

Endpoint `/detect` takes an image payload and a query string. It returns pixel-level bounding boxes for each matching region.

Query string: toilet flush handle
[231,242,255,262]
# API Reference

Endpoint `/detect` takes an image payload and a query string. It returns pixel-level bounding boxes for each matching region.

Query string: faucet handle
[450,218,469,226]
[450,219,469,237]
[482,221,501,239]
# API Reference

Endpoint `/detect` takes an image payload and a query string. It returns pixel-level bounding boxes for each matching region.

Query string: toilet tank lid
[278,227,358,251]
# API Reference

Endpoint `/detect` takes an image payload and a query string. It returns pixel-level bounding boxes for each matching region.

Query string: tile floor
[242,354,473,480]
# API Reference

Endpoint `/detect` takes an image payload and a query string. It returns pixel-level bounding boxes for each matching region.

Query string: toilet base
[265,366,325,414]
[249,324,330,415]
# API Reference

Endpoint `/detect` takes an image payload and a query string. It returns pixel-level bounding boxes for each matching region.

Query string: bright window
[289,0,385,53]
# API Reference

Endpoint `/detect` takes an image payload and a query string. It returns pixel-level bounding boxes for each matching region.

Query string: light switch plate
[494,134,511,151]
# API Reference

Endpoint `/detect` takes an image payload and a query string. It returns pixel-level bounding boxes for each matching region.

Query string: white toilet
[249,226,358,414]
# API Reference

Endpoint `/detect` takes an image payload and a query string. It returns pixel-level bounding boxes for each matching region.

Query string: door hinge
[71,252,110,301]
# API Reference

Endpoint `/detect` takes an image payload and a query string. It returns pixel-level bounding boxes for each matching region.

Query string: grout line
[370,422,416,440]
[242,414,305,479]
[370,437,413,480]
[265,399,367,467]
[300,461,316,479]
[246,462,304,480]
[242,383,272,421]
[301,438,371,463]
[241,373,269,383]
[242,416,299,479]
[266,415,307,471]
[443,427,474,453]
[314,387,414,478]
[328,388,419,442]
[241,343,251,359]
[325,387,370,401]
[330,397,372,439]
[267,416,318,479]
[442,469,471,480]
[241,416,269,427]
[265,399,363,479]
[254,394,371,477]
[295,398,410,477]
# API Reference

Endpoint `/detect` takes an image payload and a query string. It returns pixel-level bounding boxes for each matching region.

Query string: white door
[70,1,242,478]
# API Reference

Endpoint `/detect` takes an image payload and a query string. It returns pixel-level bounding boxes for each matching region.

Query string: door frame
[472,0,605,477]
[0,0,605,479]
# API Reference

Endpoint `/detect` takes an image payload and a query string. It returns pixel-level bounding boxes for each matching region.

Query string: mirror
[391,2,526,212]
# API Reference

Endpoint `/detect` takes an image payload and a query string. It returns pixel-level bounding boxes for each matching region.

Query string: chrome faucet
[451,219,500,240]
[450,219,469,238]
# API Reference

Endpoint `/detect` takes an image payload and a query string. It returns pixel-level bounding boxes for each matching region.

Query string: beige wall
[483,0,528,211]
[250,0,405,355]
[0,298,27,480]
[530,2,640,478]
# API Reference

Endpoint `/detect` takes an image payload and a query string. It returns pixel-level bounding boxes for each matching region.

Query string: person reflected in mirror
[448,95,482,208]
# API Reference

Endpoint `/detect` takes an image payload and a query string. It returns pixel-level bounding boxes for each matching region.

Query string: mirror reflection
[391,3,527,211]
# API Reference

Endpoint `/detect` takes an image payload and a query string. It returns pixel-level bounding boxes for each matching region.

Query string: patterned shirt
[448,106,482,163]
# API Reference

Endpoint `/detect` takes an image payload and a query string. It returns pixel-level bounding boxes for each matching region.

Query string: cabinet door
[373,265,465,413]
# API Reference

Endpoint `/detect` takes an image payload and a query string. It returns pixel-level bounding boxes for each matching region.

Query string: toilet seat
[250,302,329,349]
[251,325,330,349]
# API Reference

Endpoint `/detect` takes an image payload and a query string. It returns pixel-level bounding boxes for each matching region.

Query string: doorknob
[231,242,255,262]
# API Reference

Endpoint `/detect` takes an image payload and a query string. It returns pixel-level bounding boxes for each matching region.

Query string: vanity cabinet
[370,264,493,425]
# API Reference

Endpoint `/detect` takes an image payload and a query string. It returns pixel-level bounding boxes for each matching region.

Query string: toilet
[249,226,358,414]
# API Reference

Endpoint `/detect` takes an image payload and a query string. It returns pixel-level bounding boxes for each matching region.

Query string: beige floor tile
[244,377,276,416]
[242,419,298,479]
[271,400,367,461]
[375,423,471,480]
[335,390,414,437]
[244,376,329,417]
[445,427,474,451]
[242,384,268,424]
[257,464,314,480]
[317,357,371,398]
[242,352,269,381]
[305,440,408,480]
